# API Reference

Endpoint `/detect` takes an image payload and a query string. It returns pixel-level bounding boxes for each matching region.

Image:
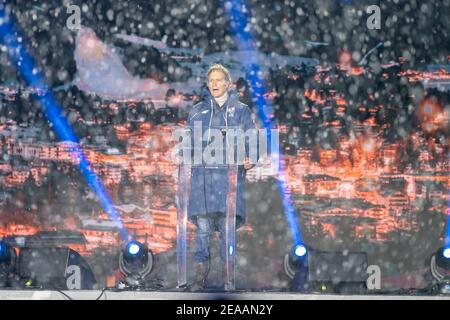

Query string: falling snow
[0,0,449,294]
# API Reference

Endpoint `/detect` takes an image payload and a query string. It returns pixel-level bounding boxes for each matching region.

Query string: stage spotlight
[430,247,450,294]
[443,248,450,259]
[127,242,140,255]
[294,244,307,258]
[434,247,450,270]
[284,244,309,292]
[0,241,17,287]
[284,246,369,293]
[284,245,308,278]
[119,241,153,287]
[0,241,16,265]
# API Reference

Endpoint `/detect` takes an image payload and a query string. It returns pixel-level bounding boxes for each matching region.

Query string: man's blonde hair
[207,63,232,84]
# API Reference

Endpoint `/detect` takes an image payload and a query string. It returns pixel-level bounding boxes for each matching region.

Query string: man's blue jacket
[186,88,256,228]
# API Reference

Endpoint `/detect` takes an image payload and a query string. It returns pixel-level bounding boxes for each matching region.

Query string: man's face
[207,70,229,98]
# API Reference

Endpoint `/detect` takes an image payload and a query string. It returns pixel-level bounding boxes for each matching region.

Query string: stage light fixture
[443,248,450,260]
[284,245,308,279]
[283,244,309,292]
[119,241,153,287]
[0,241,15,264]
[284,246,369,293]
[127,242,140,255]
[430,246,450,294]
[294,244,307,258]
[0,241,17,287]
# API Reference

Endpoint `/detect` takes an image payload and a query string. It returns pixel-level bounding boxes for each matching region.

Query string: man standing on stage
[186,64,255,290]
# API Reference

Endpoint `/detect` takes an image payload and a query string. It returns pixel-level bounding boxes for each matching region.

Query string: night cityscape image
[0,0,449,303]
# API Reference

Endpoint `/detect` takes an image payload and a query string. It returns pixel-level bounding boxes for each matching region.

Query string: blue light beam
[0,9,129,241]
[446,153,450,250]
[223,0,304,247]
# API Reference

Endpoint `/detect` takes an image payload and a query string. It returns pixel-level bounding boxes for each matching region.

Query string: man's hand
[243,157,253,170]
